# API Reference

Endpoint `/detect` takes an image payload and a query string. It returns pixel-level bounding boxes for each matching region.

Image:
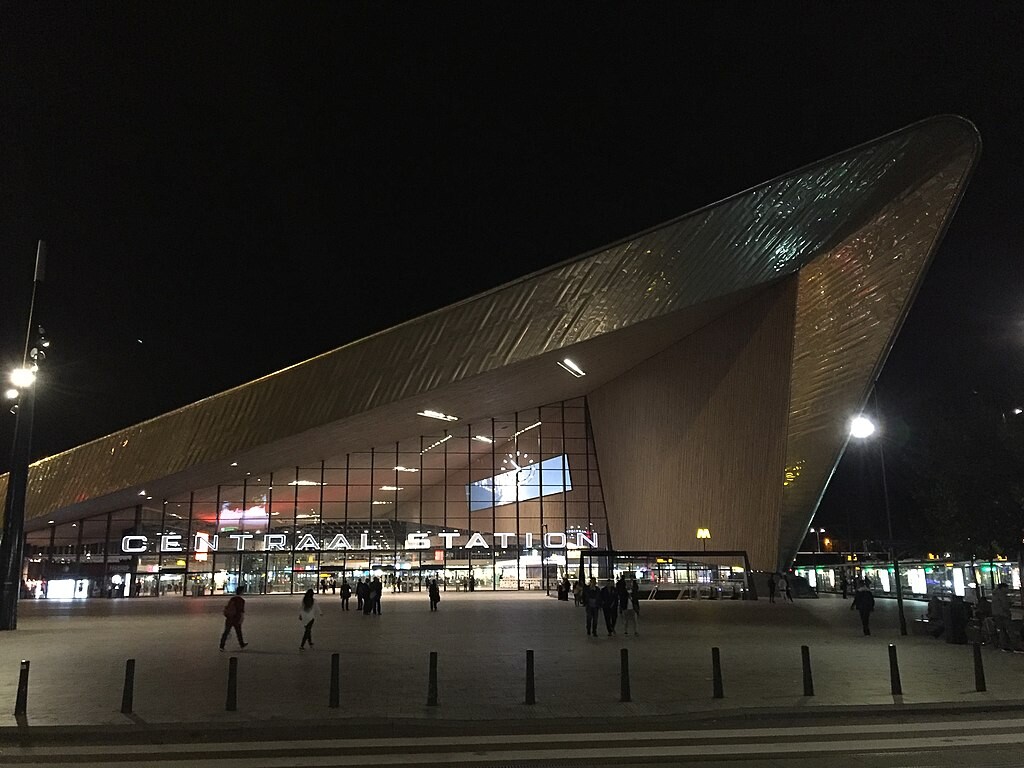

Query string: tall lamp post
[850,405,908,636]
[813,527,825,553]
[0,241,46,631]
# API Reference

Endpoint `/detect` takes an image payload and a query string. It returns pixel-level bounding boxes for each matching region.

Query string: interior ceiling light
[512,421,542,439]
[556,358,586,378]
[138,490,147,496]
[420,434,453,454]
[472,435,494,443]
[417,409,458,422]
[288,480,321,486]
[394,466,419,473]
[379,485,403,491]
[230,462,238,467]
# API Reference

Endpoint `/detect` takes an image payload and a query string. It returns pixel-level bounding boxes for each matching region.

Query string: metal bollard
[801,646,814,696]
[226,656,238,711]
[525,650,535,705]
[973,642,986,692]
[426,651,438,706]
[888,644,902,696]
[121,659,136,714]
[711,647,724,699]
[620,648,631,703]
[329,653,340,708]
[14,660,29,717]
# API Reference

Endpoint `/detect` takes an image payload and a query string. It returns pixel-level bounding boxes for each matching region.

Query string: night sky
[2,5,1022,544]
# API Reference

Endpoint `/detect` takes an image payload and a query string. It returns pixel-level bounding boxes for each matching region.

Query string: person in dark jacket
[583,577,601,636]
[428,579,441,611]
[851,580,875,635]
[615,575,629,612]
[600,579,619,636]
[767,573,777,603]
[219,586,248,651]
[340,578,352,611]
[370,576,383,615]
[355,578,366,612]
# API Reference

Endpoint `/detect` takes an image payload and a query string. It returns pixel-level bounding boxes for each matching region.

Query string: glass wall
[21,398,608,597]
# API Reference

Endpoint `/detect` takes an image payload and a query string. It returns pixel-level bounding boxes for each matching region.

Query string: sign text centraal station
[121,530,599,554]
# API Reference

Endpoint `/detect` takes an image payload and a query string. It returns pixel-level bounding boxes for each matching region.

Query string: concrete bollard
[801,645,814,696]
[14,660,29,717]
[620,648,631,703]
[711,647,724,699]
[525,650,535,705]
[121,659,136,714]
[226,656,238,711]
[973,642,986,692]
[329,653,340,708]
[888,644,902,696]
[427,651,438,706]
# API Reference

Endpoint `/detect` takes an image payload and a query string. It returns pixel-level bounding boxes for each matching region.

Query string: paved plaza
[1,591,1022,728]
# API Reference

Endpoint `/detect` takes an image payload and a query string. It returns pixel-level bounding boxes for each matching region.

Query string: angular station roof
[2,116,980,560]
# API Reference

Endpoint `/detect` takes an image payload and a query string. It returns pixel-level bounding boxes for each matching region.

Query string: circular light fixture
[10,368,35,388]
[849,416,876,439]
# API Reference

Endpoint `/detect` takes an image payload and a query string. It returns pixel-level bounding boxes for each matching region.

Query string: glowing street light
[849,404,907,636]
[9,368,35,388]
[849,415,875,439]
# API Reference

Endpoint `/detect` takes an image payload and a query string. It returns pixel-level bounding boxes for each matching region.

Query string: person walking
[782,572,794,603]
[340,578,352,611]
[991,582,1013,650]
[573,578,583,606]
[583,577,601,637]
[299,589,322,649]
[839,572,849,600]
[356,578,367,612]
[601,579,618,636]
[428,578,441,611]
[370,576,383,615]
[219,586,248,651]
[627,579,641,635]
[851,579,875,635]
[767,573,777,603]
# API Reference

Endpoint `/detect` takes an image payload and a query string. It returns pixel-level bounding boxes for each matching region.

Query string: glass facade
[22,398,608,598]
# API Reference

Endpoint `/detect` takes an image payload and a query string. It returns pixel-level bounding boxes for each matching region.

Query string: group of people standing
[766,572,794,603]
[574,575,640,637]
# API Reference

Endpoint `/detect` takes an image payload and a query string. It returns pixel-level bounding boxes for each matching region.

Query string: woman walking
[299,589,322,649]
[428,578,441,611]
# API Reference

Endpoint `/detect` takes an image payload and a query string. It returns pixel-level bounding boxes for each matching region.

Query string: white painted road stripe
[8,717,1024,756]
[4,728,1024,766]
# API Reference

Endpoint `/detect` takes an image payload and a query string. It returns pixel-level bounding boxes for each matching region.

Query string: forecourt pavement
[1,591,1022,727]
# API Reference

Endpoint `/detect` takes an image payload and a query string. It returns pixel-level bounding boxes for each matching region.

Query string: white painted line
[11,717,1024,756]
[9,731,1024,768]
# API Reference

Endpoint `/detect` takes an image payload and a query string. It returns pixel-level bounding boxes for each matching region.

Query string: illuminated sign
[121,530,598,554]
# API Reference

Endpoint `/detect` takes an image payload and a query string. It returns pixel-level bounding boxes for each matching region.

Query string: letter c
[121,535,148,553]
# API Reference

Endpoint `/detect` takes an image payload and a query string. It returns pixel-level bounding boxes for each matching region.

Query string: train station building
[1,117,979,599]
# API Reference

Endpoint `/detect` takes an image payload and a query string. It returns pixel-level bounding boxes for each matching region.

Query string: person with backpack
[370,576,383,614]
[428,578,441,611]
[340,578,352,611]
[299,589,322,649]
[219,586,248,651]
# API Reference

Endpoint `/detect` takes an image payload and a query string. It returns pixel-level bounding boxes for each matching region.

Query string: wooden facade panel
[588,279,797,570]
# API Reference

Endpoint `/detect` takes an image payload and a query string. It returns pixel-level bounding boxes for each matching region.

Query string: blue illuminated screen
[467,454,572,512]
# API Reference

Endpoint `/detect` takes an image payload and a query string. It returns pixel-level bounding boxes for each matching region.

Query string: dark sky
[2,4,1022,541]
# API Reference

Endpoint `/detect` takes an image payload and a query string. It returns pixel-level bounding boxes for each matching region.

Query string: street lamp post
[0,241,46,631]
[849,395,908,636]
[814,527,825,553]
